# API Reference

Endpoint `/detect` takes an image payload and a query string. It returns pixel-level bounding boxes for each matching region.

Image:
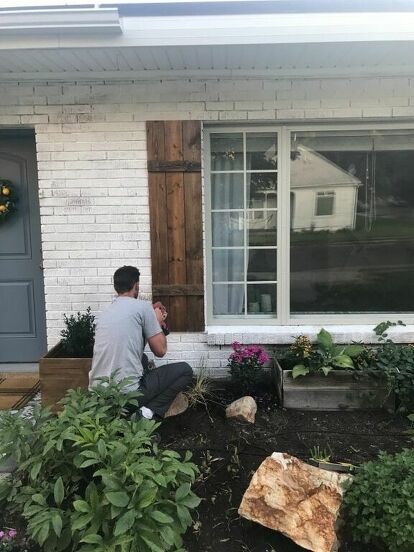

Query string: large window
[206,126,414,323]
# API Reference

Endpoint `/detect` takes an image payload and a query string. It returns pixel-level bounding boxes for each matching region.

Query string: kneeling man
[89,265,193,419]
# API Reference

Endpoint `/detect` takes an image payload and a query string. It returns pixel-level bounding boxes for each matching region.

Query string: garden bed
[159,382,412,552]
[0,381,411,552]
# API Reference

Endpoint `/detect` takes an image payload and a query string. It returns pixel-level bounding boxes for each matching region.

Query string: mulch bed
[159,381,412,552]
[1,381,411,552]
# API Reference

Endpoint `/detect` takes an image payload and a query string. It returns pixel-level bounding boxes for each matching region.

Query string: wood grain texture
[148,172,168,285]
[147,121,203,332]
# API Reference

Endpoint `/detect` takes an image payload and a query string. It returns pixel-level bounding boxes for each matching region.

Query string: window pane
[291,131,414,313]
[247,284,276,314]
[211,133,243,171]
[213,284,244,315]
[212,249,244,282]
[248,173,277,209]
[247,249,277,281]
[248,210,277,246]
[211,173,244,209]
[212,212,244,247]
[246,133,278,171]
[315,192,335,217]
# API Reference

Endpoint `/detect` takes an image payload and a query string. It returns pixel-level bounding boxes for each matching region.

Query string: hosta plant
[0,378,200,552]
[290,329,364,378]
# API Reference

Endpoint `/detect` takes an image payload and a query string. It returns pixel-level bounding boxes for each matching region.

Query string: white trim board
[206,325,414,345]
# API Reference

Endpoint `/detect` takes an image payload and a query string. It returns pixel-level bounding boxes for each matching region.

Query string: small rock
[165,392,189,418]
[239,452,352,552]
[226,396,257,424]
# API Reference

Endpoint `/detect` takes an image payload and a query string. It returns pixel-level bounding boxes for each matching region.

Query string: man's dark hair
[113,266,140,294]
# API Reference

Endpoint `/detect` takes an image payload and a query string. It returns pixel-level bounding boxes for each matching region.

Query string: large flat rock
[239,452,352,552]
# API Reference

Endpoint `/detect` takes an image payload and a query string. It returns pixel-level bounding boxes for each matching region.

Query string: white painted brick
[219,110,248,120]
[276,109,305,119]
[247,110,275,120]
[392,106,414,116]
[362,107,393,118]
[206,101,233,110]
[0,76,412,369]
[331,108,364,118]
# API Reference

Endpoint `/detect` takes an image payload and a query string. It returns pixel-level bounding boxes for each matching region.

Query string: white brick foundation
[1,76,414,371]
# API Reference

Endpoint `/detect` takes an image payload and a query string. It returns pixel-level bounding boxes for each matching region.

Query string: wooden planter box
[272,360,394,411]
[39,341,91,412]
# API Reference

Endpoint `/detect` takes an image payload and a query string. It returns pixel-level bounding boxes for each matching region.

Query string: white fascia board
[1,11,414,49]
[0,8,121,35]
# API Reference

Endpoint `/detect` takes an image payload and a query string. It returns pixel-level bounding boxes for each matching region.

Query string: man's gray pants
[137,361,193,418]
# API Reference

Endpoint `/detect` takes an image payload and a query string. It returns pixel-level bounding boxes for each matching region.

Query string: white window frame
[204,122,414,326]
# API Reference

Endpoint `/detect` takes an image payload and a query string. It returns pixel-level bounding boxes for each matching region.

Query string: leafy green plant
[60,307,95,358]
[342,449,414,552]
[0,378,200,552]
[309,445,332,463]
[227,342,270,393]
[291,329,364,378]
[365,321,414,411]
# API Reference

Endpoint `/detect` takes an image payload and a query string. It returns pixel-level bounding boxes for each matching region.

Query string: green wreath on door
[0,180,18,222]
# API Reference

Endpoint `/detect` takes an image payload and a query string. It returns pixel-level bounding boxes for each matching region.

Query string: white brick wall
[1,76,414,370]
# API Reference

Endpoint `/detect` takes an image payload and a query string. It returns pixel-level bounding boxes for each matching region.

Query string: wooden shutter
[147,121,204,332]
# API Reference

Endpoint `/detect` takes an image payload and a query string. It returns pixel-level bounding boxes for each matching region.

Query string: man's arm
[145,305,168,357]
[147,331,167,357]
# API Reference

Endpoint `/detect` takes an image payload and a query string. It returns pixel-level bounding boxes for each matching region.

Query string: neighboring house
[291,146,361,232]
[1,0,414,373]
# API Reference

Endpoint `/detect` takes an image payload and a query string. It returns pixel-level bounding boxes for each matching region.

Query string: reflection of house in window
[291,146,361,232]
[315,191,335,216]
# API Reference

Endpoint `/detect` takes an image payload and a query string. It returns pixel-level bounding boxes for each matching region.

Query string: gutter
[0,8,122,34]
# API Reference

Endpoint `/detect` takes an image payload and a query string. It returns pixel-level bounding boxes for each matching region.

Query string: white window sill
[206,324,414,345]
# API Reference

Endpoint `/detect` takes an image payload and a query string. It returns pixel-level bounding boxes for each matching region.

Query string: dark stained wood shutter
[147,121,204,332]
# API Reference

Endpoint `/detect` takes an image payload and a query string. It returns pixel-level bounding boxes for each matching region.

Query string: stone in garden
[165,392,189,418]
[225,396,257,423]
[238,452,352,552]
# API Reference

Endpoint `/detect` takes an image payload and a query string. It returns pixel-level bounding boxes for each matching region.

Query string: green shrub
[370,322,414,411]
[60,307,95,358]
[0,379,200,552]
[342,449,414,552]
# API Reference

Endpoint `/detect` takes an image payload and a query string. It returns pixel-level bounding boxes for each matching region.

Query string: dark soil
[1,381,411,552]
[159,381,412,552]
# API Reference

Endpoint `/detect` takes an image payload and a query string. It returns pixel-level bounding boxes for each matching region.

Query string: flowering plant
[228,342,270,392]
[0,529,17,551]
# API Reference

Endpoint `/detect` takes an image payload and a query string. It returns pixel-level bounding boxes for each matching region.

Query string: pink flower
[228,343,270,366]
[8,529,17,538]
[0,531,5,539]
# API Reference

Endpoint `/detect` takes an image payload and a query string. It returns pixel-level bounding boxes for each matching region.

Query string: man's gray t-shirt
[89,297,162,390]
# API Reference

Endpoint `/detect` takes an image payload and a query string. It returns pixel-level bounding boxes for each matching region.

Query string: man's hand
[154,306,168,325]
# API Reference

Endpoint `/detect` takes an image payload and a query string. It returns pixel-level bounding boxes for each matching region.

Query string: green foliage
[365,321,414,411]
[342,449,414,552]
[60,307,95,358]
[286,329,364,378]
[309,445,332,463]
[0,379,200,552]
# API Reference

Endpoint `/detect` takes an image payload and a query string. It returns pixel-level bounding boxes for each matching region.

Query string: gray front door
[0,133,47,362]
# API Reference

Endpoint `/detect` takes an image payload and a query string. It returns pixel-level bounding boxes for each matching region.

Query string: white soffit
[1,41,414,80]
